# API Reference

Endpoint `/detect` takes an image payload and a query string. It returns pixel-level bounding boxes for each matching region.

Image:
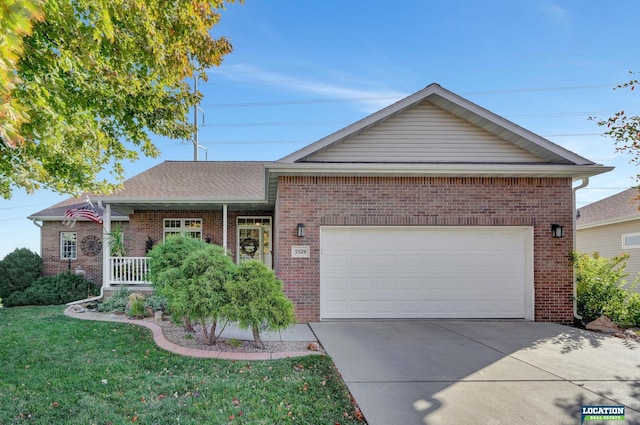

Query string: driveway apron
[310,320,640,425]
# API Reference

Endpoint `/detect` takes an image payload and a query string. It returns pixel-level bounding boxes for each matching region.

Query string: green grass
[0,306,363,425]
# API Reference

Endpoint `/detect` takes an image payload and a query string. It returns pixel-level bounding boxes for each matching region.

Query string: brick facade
[41,220,128,285]
[126,209,274,259]
[274,176,575,324]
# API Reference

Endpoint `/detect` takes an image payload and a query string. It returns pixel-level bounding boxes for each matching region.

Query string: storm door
[236,217,272,269]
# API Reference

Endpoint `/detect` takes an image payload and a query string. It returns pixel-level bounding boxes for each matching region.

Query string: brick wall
[127,209,274,260]
[41,220,127,285]
[41,209,275,287]
[274,176,575,324]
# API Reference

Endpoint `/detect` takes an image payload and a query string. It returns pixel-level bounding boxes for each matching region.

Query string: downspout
[67,201,109,306]
[29,218,42,229]
[572,177,589,320]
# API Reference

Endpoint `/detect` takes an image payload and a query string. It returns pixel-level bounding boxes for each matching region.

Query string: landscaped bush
[126,293,146,318]
[147,235,209,292]
[4,271,97,306]
[98,286,131,312]
[573,251,640,326]
[224,260,296,349]
[143,294,168,313]
[0,248,42,300]
[160,244,236,344]
[147,237,297,347]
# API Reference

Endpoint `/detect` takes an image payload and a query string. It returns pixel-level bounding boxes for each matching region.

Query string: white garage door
[320,226,533,320]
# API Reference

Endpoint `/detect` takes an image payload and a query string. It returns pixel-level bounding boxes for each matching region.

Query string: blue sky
[1,0,639,259]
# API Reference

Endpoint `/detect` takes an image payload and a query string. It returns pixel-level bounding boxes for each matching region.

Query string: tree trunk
[252,326,264,349]
[183,317,194,332]
[207,321,219,345]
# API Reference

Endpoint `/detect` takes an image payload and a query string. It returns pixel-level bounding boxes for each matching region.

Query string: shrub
[126,293,146,318]
[144,294,168,313]
[0,248,42,299]
[147,235,208,292]
[573,251,639,325]
[224,260,296,349]
[162,244,236,344]
[4,271,97,306]
[147,236,228,335]
[98,286,131,312]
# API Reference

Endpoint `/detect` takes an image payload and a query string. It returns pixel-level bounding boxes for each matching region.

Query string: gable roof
[576,188,640,229]
[277,84,607,172]
[30,83,614,217]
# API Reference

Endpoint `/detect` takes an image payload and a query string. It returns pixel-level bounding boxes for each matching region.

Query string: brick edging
[63,307,321,360]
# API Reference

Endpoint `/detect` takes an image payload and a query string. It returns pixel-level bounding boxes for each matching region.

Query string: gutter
[572,177,589,321]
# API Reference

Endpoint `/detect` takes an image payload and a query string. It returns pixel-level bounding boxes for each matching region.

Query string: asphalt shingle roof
[576,187,640,226]
[106,161,268,200]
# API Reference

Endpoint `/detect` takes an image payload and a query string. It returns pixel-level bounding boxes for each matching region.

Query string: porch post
[223,204,228,254]
[102,203,111,288]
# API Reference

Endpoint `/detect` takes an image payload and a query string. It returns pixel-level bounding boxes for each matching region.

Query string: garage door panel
[320,226,532,320]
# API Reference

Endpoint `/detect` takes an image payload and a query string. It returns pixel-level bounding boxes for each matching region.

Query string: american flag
[63,204,103,226]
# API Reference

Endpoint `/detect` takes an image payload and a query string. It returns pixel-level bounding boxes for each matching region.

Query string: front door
[237,217,272,269]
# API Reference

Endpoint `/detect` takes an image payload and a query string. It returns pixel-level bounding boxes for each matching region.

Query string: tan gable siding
[305,102,543,163]
[577,220,640,282]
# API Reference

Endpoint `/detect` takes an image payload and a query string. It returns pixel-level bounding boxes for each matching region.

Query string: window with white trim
[623,232,640,249]
[60,232,77,259]
[163,218,202,240]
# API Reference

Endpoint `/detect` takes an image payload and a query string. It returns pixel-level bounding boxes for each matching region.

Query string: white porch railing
[109,257,150,286]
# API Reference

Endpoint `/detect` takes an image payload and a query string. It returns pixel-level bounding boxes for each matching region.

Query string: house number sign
[291,245,310,258]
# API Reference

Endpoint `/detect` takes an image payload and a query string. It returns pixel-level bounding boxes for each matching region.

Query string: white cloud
[208,64,407,113]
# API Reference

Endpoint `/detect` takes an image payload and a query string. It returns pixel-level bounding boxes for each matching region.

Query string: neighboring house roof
[577,188,640,229]
[28,197,129,221]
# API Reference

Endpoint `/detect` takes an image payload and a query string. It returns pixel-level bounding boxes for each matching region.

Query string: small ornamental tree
[147,235,207,291]
[0,248,42,299]
[171,244,235,344]
[148,238,234,343]
[147,235,207,330]
[224,260,296,349]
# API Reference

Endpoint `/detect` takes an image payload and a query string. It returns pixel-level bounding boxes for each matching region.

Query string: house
[576,187,640,280]
[29,83,613,324]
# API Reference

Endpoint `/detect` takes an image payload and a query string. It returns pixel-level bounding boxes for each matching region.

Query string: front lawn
[0,306,363,424]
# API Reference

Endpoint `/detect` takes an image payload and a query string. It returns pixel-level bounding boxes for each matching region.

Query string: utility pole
[193,77,199,161]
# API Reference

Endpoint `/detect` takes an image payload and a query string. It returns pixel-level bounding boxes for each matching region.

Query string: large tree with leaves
[0,0,236,199]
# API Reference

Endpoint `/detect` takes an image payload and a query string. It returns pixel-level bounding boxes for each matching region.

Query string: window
[623,233,640,249]
[163,218,202,240]
[61,232,77,259]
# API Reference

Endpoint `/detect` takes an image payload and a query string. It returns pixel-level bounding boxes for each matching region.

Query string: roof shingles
[577,188,640,226]
[106,161,268,200]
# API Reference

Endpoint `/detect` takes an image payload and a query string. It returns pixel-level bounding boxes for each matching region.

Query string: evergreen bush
[224,260,296,349]
[0,248,42,299]
[161,244,235,344]
[4,271,96,306]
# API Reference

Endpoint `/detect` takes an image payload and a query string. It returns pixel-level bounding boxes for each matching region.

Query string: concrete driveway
[310,320,640,425]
